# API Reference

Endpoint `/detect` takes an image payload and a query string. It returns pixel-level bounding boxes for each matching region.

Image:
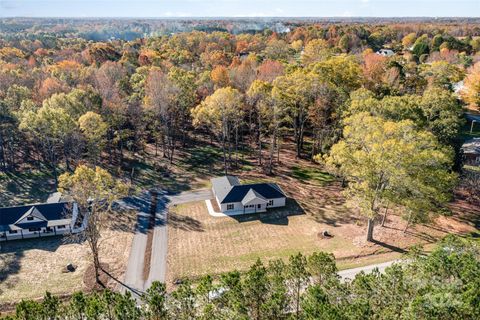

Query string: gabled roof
[14,206,47,224]
[0,202,73,232]
[241,189,268,205]
[211,176,286,204]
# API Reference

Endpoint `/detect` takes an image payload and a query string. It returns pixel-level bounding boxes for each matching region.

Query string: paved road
[338,259,401,281]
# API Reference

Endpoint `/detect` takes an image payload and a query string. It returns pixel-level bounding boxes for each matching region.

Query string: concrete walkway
[205,199,255,217]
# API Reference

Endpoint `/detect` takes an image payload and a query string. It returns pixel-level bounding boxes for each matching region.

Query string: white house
[0,201,81,241]
[376,49,395,57]
[211,176,286,214]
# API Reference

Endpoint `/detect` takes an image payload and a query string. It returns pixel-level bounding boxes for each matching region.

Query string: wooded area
[1,19,479,241]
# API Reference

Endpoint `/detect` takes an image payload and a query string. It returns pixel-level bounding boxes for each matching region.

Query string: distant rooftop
[462,138,480,155]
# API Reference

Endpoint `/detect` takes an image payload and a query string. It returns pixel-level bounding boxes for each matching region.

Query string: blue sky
[0,0,479,18]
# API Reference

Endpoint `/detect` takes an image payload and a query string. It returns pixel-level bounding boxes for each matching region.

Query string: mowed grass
[166,200,360,284]
[166,196,477,286]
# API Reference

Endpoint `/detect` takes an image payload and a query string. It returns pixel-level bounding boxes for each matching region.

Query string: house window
[27,216,34,221]
[45,227,53,233]
[29,228,41,232]
[57,225,66,229]
[267,200,274,207]
[257,204,261,209]
[227,204,234,210]
[8,230,18,234]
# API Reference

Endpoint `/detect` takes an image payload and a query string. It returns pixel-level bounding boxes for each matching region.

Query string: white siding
[267,197,286,208]
[220,202,243,212]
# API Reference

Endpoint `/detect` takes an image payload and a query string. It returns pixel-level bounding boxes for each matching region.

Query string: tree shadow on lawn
[0,236,69,288]
[371,239,408,254]
[0,171,55,207]
[229,198,305,226]
[168,209,204,232]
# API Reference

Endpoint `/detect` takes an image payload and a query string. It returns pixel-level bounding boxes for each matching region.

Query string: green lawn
[289,165,335,186]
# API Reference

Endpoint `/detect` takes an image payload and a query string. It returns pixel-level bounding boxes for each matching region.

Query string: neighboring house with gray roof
[462,137,480,166]
[211,176,286,214]
[0,199,81,241]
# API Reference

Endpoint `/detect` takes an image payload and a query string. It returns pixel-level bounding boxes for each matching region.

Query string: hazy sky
[0,0,479,18]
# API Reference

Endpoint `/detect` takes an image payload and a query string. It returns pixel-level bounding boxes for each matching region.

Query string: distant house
[211,176,286,214]
[462,138,480,166]
[0,201,80,241]
[376,49,395,57]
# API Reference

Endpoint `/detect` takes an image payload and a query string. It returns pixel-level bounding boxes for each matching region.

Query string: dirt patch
[83,263,112,292]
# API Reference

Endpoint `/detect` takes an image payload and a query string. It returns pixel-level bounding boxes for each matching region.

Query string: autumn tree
[461,62,480,110]
[58,165,128,283]
[310,55,362,95]
[19,104,76,184]
[325,113,456,241]
[273,70,327,158]
[257,59,284,83]
[402,32,417,49]
[301,39,331,65]
[210,65,230,89]
[347,88,463,143]
[144,68,181,163]
[78,112,108,164]
[419,61,464,90]
[192,87,244,174]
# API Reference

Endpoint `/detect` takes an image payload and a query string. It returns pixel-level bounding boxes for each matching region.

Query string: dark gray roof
[211,176,285,204]
[15,206,47,224]
[0,202,73,232]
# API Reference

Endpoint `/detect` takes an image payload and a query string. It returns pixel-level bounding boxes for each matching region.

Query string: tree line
[1,23,479,241]
[2,236,479,320]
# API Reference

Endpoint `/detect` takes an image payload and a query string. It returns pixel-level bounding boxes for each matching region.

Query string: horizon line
[2,16,480,19]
